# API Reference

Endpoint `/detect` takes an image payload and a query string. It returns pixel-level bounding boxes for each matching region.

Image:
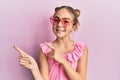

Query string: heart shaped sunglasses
[50,16,74,28]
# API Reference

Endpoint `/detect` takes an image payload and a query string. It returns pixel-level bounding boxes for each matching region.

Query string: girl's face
[50,8,74,38]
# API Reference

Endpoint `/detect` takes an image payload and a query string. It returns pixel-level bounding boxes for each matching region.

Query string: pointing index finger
[13,45,26,55]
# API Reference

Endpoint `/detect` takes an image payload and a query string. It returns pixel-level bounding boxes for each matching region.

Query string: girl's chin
[55,33,65,38]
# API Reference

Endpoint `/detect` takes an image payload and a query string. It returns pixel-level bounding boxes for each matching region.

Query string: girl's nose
[58,21,63,27]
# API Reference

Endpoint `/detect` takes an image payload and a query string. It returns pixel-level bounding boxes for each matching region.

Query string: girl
[14,6,88,80]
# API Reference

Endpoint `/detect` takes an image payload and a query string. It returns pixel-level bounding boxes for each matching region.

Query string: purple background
[0,0,120,80]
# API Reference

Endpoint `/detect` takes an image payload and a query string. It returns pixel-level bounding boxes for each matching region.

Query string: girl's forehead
[54,8,74,19]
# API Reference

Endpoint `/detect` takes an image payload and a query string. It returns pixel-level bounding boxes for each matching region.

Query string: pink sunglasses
[50,16,74,28]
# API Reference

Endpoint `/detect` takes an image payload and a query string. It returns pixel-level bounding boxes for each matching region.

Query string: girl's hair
[54,5,80,31]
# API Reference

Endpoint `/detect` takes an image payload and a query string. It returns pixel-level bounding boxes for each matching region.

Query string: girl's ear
[72,25,78,31]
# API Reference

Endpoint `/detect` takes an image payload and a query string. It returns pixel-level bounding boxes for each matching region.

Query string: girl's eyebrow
[54,16,59,18]
[63,18,71,19]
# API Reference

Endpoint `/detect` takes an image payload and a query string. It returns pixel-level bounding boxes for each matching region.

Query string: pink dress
[40,41,85,80]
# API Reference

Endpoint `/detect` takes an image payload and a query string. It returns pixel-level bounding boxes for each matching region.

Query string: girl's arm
[39,49,49,80]
[61,45,88,80]
[30,65,43,80]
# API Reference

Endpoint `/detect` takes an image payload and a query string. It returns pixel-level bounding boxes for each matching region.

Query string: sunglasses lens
[50,17,60,26]
[61,19,72,27]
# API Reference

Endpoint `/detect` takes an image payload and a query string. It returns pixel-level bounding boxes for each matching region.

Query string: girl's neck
[53,37,73,47]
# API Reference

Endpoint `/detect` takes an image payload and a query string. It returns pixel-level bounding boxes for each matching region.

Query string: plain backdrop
[0,0,120,80]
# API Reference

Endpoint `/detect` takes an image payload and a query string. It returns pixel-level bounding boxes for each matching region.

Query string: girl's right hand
[14,45,38,71]
[44,42,66,64]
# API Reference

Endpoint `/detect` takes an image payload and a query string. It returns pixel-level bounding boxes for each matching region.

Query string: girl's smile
[55,28,66,32]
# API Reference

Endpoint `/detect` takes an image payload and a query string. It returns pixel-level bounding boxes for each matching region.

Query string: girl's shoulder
[40,42,52,55]
[73,41,86,50]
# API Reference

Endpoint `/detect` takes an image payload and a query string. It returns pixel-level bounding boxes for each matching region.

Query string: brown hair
[54,6,80,31]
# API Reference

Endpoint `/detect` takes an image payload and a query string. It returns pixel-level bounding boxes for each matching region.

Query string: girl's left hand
[44,42,66,64]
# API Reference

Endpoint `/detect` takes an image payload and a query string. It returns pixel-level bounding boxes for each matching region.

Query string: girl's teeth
[56,29,65,32]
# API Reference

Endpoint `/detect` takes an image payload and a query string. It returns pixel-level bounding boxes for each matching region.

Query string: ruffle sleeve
[64,42,85,63]
[40,42,51,55]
